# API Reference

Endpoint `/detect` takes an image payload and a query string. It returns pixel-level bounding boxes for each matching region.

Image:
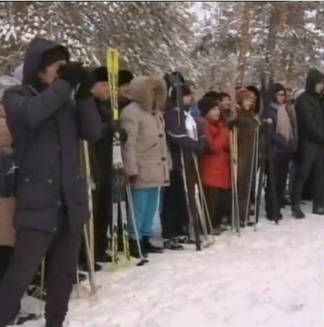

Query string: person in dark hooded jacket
[291,68,324,219]
[0,37,104,327]
[264,83,297,221]
[161,81,206,250]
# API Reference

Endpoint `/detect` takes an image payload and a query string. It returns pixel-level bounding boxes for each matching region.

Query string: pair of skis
[229,72,264,233]
[106,48,131,269]
[107,49,148,267]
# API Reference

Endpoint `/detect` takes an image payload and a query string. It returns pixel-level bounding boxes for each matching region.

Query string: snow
[17,203,324,327]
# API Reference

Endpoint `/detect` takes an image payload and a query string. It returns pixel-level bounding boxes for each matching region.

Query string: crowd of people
[0,36,324,326]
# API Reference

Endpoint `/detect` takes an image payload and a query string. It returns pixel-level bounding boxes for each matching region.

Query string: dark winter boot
[312,206,324,215]
[220,224,229,232]
[292,205,305,219]
[45,318,65,327]
[239,221,246,228]
[267,211,283,222]
[142,237,163,254]
[95,252,112,263]
[212,227,222,236]
[78,261,102,272]
[129,239,148,258]
[163,238,184,250]
[246,219,255,227]
[8,313,39,326]
[176,236,195,244]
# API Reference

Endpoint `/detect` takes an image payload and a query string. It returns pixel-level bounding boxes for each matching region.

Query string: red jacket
[200,118,231,189]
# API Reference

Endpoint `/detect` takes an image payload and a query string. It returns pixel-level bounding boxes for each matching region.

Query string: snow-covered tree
[0,2,195,76]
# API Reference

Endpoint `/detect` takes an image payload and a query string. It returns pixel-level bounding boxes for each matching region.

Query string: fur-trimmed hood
[129,76,167,112]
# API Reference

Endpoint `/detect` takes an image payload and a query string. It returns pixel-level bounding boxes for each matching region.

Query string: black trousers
[0,211,82,327]
[204,187,231,228]
[0,246,14,281]
[292,143,323,209]
[238,153,253,223]
[265,151,291,219]
[93,180,112,258]
[161,170,189,239]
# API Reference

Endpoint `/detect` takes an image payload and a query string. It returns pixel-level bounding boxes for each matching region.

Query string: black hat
[203,91,220,101]
[198,97,219,117]
[92,67,134,86]
[119,70,134,87]
[92,66,108,83]
[40,46,69,71]
[219,92,230,101]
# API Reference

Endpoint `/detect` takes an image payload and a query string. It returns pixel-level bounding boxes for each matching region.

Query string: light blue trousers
[129,187,159,240]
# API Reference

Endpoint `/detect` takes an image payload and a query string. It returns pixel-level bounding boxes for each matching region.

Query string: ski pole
[180,150,201,251]
[244,126,259,226]
[83,224,97,298]
[125,183,149,266]
[192,153,215,245]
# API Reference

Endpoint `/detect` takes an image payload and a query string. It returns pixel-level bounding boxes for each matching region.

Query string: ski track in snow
[18,205,324,327]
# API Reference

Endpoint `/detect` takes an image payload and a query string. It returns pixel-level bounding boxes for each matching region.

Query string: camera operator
[0,37,104,327]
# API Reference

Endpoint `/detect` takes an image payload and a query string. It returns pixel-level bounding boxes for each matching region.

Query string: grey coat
[120,76,170,188]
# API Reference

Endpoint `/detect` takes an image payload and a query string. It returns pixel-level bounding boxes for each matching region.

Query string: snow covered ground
[19,203,324,327]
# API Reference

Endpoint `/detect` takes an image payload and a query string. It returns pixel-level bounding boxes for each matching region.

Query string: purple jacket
[264,103,297,154]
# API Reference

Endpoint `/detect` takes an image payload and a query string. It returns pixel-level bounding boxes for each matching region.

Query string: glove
[227,117,249,129]
[128,175,138,184]
[111,121,128,144]
[119,128,128,144]
[76,69,96,99]
[58,62,86,89]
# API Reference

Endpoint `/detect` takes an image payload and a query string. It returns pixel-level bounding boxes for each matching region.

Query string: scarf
[271,102,293,142]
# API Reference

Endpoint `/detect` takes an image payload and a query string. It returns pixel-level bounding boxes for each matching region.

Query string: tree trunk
[237,2,253,86]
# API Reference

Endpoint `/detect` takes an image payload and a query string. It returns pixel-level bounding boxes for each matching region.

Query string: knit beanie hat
[92,67,134,86]
[203,91,220,101]
[92,66,108,83]
[119,70,134,87]
[198,97,219,117]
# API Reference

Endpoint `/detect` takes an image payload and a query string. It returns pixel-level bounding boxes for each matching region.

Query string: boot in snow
[164,238,184,250]
[142,237,163,253]
[292,206,305,219]
[129,239,148,259]
[312,206,324,215]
